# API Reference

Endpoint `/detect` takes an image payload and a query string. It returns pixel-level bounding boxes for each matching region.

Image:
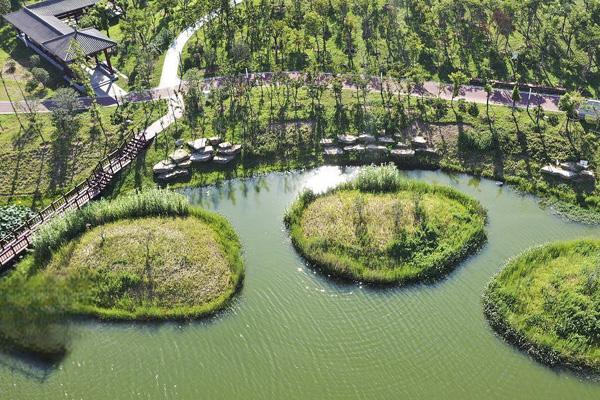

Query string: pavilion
[2,0,117,76]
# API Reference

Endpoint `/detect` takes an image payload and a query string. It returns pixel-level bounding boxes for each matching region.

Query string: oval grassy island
[13,190,244,321]
[483,240,600,373]
[284,165,487,284]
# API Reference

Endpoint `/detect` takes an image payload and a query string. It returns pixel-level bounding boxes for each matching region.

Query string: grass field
[284,165,487,284]
[0,25,67,101]
[483,239,600,373]
[0,100,166,207]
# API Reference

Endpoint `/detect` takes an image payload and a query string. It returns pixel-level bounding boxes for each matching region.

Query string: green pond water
[1,166,600,399]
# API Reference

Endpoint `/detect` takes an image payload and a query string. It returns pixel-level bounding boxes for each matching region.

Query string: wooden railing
[0,128,152,269]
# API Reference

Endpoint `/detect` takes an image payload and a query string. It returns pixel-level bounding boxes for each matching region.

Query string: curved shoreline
[21,191,244,321]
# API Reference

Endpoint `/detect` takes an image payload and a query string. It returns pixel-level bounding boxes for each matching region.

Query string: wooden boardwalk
[0,97,181,270]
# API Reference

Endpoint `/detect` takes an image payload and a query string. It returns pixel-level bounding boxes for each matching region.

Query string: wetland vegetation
[483,239,600,373]
[284,165,487,284]
[0,190,243,356]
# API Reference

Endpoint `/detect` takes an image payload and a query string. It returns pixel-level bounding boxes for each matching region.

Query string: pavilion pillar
[104,49,114,74]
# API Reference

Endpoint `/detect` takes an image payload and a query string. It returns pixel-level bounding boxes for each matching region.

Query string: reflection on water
[1,166,600,399]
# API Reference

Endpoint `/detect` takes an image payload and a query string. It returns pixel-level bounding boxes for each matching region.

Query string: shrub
[152,28,175,52]
[4,59,16,74]
[458,127,493,152]
[352,164,403,193]
[29,54,41,67]
[547,114,560,127]
[468,102,480,117]
[0,205,34,241]
[31,67,50,86]
[25,78,39,93]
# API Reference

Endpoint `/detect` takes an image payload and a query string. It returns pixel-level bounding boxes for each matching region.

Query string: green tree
[0,0,10,17]
[558,92,583,139]
[449,71,468,110]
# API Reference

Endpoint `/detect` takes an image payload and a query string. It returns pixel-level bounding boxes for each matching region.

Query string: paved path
[158,0,244,89]
[422,82,560,112]
[89,66,128,99]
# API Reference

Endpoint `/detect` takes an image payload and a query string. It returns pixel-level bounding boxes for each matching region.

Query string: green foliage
[483,240,600,372]
[28,54,40,67]
[31,67,49,86]
[0,264,77,358]
[182,0,600,95]
[458,127,494,152]
[8,190,243,322]
[352,164,403,193]
[0,205,34,240]
[0,0,9,16]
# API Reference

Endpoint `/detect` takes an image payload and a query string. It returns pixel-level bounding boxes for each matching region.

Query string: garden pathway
[158,0,244,89]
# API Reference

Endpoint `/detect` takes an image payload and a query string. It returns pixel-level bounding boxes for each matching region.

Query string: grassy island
[284,165,486,284]
[0,190,243,356]
[483,240,600,373]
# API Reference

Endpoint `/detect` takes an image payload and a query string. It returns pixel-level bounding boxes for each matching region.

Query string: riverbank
[102,82,600,224]
[483,240,600,374]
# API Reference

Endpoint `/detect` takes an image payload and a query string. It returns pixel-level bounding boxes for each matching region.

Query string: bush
[458,127,493,152]
[29,54,41,67]
[4,59,16,74]
[547,114,560,127]
[31,67,50,86]
[468,102,480,117]
[152,28,175,52]
[0,205,34,241]
[352,164,403,193]
[25,77,39,93]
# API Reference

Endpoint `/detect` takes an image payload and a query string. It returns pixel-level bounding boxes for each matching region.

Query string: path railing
[0,123,154,269]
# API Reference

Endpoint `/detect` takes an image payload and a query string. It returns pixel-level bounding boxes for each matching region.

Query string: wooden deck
[0,97,181,270]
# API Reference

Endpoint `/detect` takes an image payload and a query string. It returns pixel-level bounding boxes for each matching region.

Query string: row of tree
[182,0,600,95]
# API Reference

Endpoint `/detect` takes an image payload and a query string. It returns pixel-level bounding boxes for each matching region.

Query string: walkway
[0,75,563,115]
[89,66,128,99]
[158,0,244,89]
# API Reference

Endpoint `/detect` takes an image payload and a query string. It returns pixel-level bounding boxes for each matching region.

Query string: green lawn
[0,25,67,101]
